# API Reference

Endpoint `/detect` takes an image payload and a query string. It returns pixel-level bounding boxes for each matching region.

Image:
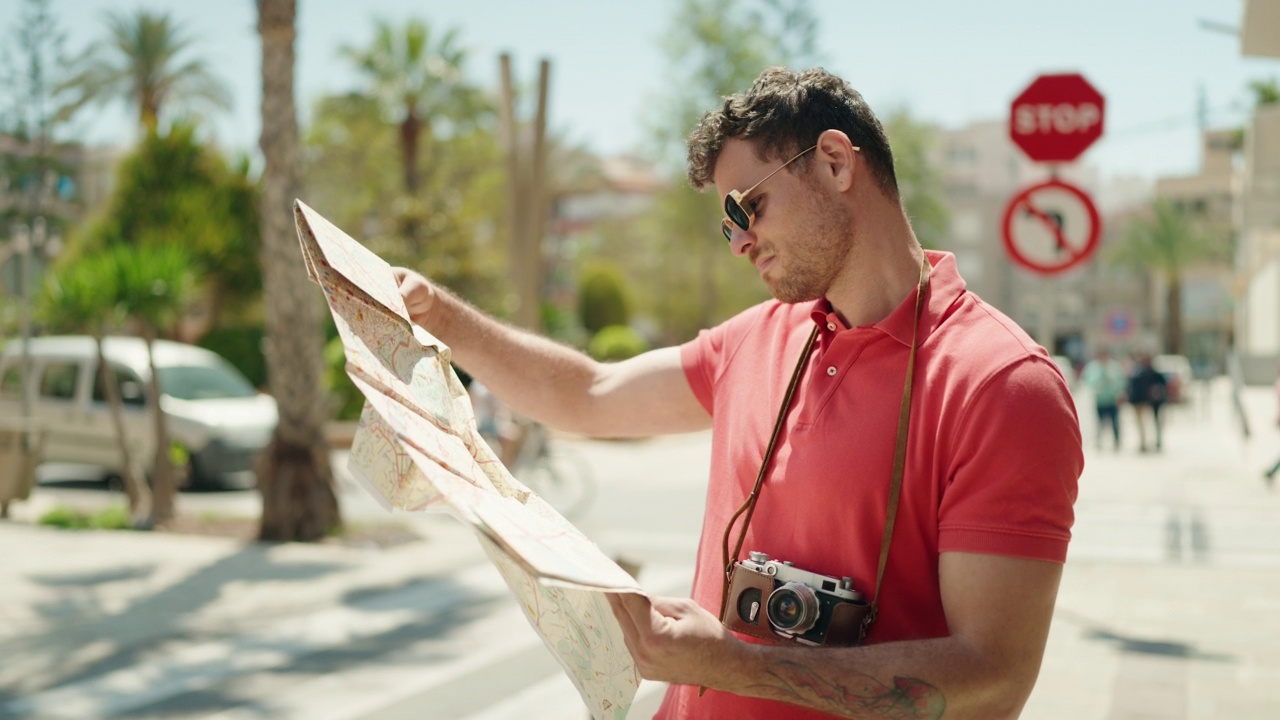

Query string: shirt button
[826,322,836,331]
[826,366,837,376]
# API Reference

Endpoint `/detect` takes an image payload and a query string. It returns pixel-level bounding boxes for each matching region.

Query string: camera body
[721,551,870,646]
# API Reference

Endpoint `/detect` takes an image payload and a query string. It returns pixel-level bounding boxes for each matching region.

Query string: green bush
[578,261,631,335]
[325,335,365,420]
[39,505,131,530]
[541,301,588,348]
[39,505,86,529]
[198,325,267,388]
[88,506,132,530]
[588,325,649,362]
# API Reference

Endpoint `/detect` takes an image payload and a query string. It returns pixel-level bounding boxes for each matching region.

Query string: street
[1,377,1279,718]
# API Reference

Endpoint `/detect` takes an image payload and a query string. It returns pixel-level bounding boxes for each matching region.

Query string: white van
[0,336,277,489]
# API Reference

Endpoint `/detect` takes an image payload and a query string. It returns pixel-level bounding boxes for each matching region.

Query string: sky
[4,0,1276,185]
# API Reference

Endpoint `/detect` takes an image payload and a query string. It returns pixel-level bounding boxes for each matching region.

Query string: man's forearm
[722,635,1034,720]
[415,286,602,432]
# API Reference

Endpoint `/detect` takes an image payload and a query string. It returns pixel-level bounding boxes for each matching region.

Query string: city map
[294,200,643,719]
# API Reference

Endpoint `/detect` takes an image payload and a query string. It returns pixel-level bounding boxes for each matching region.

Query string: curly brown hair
[686,67,898,200]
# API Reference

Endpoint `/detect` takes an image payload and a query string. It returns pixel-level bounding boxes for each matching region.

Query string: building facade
[1233,0,1280,383]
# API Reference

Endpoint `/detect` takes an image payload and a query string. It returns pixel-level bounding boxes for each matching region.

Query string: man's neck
[825,200,925,328]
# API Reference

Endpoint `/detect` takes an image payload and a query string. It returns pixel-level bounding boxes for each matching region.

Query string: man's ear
[815,129,857,193]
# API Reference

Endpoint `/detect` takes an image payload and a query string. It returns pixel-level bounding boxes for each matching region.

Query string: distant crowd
[1078,349,1175,453]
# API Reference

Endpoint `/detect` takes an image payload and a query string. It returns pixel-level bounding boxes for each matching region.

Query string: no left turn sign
[1001,178,1101,275]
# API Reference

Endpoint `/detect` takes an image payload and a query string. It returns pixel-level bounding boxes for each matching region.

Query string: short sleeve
[680,328,721,415]
[938,356,1083,563]
[680,303,772,416]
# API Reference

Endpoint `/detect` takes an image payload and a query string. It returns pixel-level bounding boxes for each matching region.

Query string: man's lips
[754,255,775,274]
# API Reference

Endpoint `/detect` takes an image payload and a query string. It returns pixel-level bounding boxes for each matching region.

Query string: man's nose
[727,225,754,257]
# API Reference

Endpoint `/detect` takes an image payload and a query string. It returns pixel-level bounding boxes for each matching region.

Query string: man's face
[713,138,853,304]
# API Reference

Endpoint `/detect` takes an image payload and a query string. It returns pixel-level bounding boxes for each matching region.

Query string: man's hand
[607,592,747,689]
[392,267,437,327]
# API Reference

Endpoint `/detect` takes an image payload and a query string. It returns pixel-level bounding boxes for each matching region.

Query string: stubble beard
[764,199,854,304]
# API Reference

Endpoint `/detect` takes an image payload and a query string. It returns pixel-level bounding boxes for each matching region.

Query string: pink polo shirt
[657,251,1083,720]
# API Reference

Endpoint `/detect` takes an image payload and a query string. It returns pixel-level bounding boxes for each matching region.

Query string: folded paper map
[294,200,643,719]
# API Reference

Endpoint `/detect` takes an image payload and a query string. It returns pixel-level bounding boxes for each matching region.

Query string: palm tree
[340,19,486,249]
[39,251,152,527]
[257,0,340,542]
[1109,199,1229,355]
[115,244,195,526]
[57,9,231,133]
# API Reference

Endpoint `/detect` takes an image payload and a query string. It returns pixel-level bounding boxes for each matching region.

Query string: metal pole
[1039,276,1058,354]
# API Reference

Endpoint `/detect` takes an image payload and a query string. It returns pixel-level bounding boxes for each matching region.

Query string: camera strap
[719,255,932,639]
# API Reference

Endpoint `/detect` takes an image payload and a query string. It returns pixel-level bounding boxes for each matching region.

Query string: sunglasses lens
[721,219,734,242]
[724,196,751,232]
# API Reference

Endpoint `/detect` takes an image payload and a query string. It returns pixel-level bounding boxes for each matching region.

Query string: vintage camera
[721,551,870,646]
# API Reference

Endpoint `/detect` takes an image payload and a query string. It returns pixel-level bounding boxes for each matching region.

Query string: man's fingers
[606,592,647,656]
[607,591,650,629]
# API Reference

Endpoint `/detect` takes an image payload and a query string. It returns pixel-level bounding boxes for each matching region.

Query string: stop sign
[1009,73,1105,163]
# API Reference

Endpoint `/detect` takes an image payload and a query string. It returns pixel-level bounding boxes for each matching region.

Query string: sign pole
[1039,276,1058,353]
[1006,72,1106,356]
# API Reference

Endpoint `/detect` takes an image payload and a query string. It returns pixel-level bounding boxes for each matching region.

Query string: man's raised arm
[395,267,710,438]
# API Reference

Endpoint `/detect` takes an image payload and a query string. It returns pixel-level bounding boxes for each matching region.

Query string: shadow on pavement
[124,583,498,719]
[2,539,501,720]
[5,542,345,694]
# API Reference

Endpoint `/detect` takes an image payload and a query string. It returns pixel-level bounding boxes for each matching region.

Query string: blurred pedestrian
[1128,353,1168,452]
[1081,348,1127,450]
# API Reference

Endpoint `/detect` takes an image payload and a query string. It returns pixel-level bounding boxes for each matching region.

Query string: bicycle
[503,419,596,521]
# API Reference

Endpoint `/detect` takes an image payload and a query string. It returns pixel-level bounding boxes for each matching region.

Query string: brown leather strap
[864,256,931,632]
[718,323,820,613]
[718,255,932,634]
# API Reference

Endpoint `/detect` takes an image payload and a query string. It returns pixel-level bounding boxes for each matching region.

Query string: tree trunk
[1166,275,1183,355]
[143,327,177,525]
[257,0,340,542]
[400,112,420,194]
[95,336,152,527]
[399,112,423,251]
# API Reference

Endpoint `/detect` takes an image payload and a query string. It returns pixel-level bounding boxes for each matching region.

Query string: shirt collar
[808,250,966,347]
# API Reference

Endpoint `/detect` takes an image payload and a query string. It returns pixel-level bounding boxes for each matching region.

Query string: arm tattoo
[752,660,946,719]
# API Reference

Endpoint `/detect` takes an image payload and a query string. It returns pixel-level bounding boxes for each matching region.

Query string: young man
[396,67,1082,720]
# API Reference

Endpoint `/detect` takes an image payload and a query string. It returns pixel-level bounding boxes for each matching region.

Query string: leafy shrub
[39,505,131,530]
[541,301,588,348]
[88,506,132,530]
[578,261,631,335]
[325,335,365,420]
[39,505,86,529]
[197,325,267,388]
[588,325,649,362]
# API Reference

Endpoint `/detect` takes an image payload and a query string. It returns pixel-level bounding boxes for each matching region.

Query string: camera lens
[766,582,819,634]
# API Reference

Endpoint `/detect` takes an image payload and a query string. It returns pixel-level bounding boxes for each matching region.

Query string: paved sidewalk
[0,510,495,719]
[1027,378,1280,719]
[0,377,1277,718]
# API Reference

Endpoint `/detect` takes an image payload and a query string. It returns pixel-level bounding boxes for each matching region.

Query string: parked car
[0,336,277,489]
[1153,354,1193,404]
